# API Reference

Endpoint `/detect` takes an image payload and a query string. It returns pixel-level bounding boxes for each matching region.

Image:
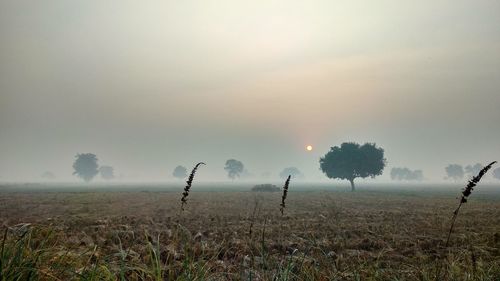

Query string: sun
[306,145,313,151]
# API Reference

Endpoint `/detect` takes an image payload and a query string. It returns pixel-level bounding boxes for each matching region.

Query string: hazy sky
[1,1,499,182]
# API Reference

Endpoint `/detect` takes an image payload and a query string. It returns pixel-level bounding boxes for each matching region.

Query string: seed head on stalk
[445,161,496,247]
[180,162,205,211]
[280,175,291,215]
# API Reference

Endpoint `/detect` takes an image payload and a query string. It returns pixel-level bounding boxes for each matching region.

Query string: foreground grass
[0,190,499,280]
[1,224,499,281]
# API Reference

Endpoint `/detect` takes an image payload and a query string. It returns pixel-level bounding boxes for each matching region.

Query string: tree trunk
[349,179,355,192]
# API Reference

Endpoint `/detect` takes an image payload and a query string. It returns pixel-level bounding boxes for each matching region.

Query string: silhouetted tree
[445,164,464,181]
[390,167,423,181]
[465,163,484,178]
[173,165,188,180]
[319,142,386,191]
[73,153,99,182]
[280,167,302,179]
[99,165,115,180]
[493,167,500,180]
[224,159,244,180]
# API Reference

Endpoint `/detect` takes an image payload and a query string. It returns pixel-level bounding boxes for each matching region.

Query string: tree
[173,165,188,180]
[280,167,303,179]
[390,167,423,181]
[99,165,115,180]
[493,167,500,180]
[391,167,410,181]
[445,164,464,181]
[319,142,386,191]
[465,163,484,178]
[73,153,99,182]
[411,170,424,181]
[224,159,244,180]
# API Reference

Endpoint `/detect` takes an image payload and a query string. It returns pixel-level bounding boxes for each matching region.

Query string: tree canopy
[72,153,99,182]
[445,164,464,181]
[224,159,244,180]
[99,165,115,180]
[319,142,386,191]
[465,163,484,178]
[390,167,423,181]
[279,167,302,179]
[173,165,188,180]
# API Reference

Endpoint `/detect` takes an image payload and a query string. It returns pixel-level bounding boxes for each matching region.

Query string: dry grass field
[0,184,499,280]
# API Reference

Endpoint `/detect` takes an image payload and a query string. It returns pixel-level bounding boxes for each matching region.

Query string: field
[0,183,499,280]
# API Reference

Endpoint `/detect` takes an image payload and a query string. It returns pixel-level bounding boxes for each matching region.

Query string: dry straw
[445,161,496,247]
[280,175,291,215]
[180,162,205,211]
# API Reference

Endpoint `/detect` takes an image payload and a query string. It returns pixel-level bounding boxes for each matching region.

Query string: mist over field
[2,2,500,280]
[1,1,499,183]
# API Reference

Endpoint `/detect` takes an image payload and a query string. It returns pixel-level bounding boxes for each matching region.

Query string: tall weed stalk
[445,161,496,247]
[180,162,205,211]
[280,175,291,216]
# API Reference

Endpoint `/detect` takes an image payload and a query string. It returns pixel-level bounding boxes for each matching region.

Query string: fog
[1,1,499,182]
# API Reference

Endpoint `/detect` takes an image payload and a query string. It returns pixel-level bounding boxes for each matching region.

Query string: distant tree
[279,167,303,179]
[390,167,423,181]
[410,170,424,181]
[391,167,409,181]
[493,167,500,180]
[465,163,484,178]
[173,165,188,180]
[72,153,99,182]
[99,165,115,180]
[224,159,244,180]
[445,164,464,181]
[41,171,56,180]
[319,142,386,191]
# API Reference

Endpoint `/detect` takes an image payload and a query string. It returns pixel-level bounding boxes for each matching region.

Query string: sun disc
[306,145,313,151]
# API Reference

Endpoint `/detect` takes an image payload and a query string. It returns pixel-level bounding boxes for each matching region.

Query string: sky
[1,0,499,182]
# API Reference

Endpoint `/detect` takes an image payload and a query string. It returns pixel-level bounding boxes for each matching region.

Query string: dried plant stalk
[180,162,205,211]
[445,161,496,247]
[280,175,291,215]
